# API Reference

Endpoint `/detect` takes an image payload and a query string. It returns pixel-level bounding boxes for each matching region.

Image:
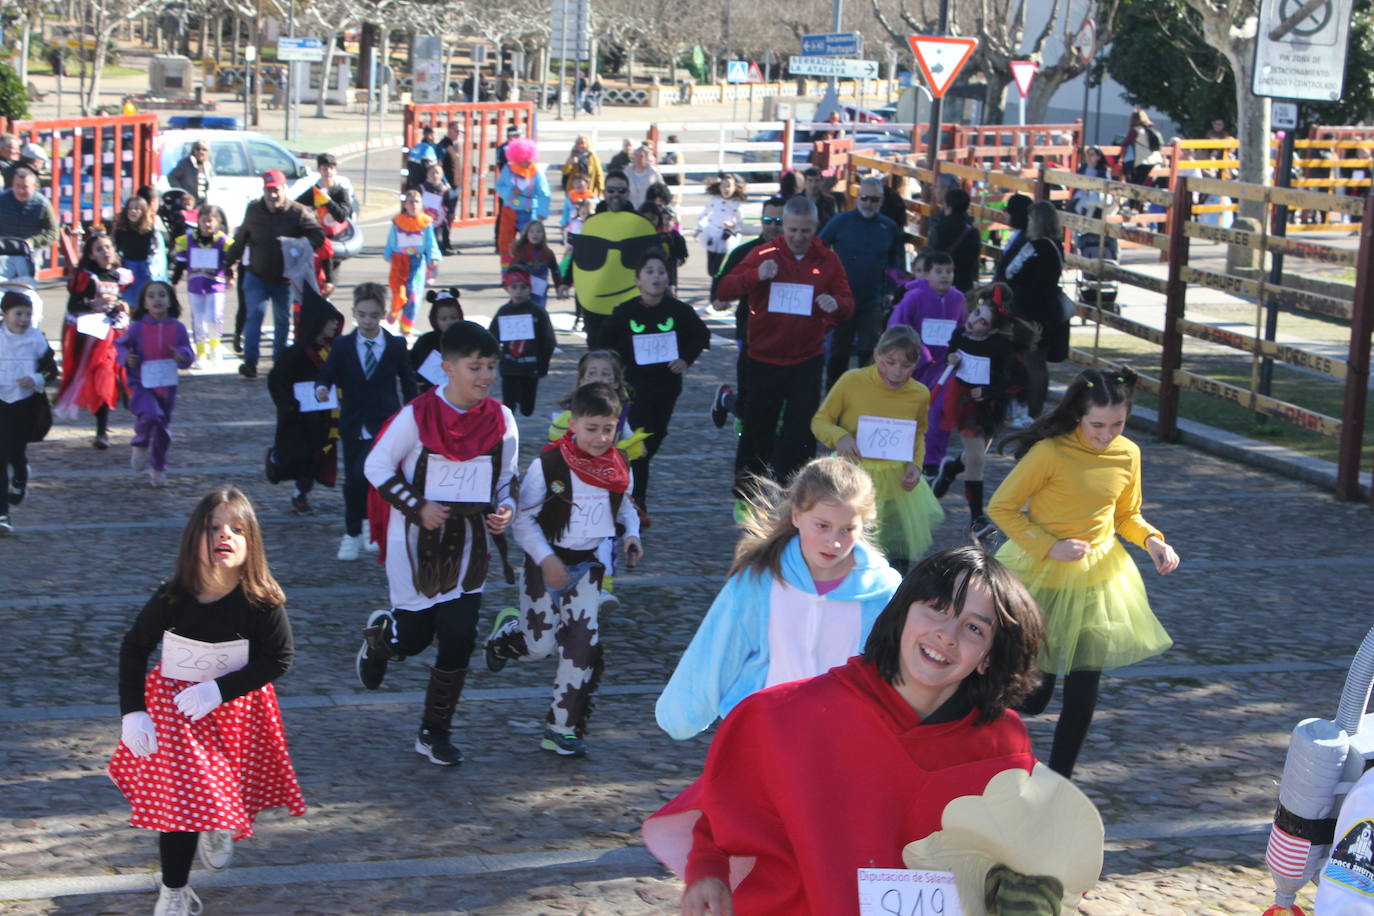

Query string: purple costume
[888,278,965,468]
[115,316,193,471]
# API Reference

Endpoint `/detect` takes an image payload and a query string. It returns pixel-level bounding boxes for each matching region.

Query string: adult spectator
[625,144,663,209]
[802,166,837,229]
[717,195,854,505]
[295,153,355,295]
[993,193,1033,283]
[928,187,982,293]
[881,173,911,233]
[659,135,682,187]
[167,140,214,204]
[1003,200,1066,418]
[231,170,325,379]
[818,175,903,390]
[436,121,466,188]
[0,133,20,189]
[608,138,633,173]
[0,169,58,279]
[1120,109,1164,203]
[560,134,604,195]
[593,170,633,215]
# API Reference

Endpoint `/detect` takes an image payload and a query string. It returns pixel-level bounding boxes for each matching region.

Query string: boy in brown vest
[485,382,644,757]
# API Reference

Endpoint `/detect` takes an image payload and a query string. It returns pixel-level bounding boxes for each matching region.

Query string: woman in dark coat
[1002,200,1065,418]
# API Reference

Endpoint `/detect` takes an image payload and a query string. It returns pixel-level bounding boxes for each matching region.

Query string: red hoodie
[642,656,1034,916]
[716,235,855,366]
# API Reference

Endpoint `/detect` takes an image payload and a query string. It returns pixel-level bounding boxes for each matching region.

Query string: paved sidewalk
[4,220,1367,915]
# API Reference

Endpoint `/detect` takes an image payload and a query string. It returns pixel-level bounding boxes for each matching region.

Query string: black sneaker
[415,726,463,766]
[290,494,313,515]
[356,610,392,690]
[969,515,997,544]
[8,482,25,506]
[232,333,242,354]
[93,433,110,450]
[710,384,734,429]
[238,363,258,379]
[540,726,587,758]
[485,606,520,673]
[0,515,11,536]
[931,456,964,499]
[264,448,281,484]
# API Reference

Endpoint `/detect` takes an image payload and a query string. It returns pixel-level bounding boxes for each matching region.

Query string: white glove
[120,712,158,757]
[173,681,223,722]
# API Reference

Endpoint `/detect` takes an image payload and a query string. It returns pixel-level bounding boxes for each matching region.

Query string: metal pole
[923,0,949,176]
[1019,93,1025,126]
[284,0,293,141]
[362,51,373,206]
[1259,115,1297,412]
[828,0,842,98]
[556,0,569,119]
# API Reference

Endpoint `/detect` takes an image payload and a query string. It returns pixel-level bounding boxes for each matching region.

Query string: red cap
[503,270,531,288]
[261,169,287,188]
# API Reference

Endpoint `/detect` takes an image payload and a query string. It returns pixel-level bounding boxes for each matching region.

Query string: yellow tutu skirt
[995,536,1171,675]
[866,461,944,563]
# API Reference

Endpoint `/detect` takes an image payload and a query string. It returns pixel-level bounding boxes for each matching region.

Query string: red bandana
[411,389,505,461]
[545,429,629,494]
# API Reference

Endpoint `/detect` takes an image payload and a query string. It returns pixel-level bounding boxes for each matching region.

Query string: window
[210,141,250,177]
[248,140,299,177]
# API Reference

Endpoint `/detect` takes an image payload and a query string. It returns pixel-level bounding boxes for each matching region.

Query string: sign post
[1252,0,1354,102]
[1009,60,1037,126]
[906,34,977,173]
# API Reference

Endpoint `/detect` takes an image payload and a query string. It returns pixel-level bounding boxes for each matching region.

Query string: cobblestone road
[2,216,1367,915]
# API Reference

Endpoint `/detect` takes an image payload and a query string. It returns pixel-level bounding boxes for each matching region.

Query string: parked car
[154,128,317,230]
[737,126,909,181]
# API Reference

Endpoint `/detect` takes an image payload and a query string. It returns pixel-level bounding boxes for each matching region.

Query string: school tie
[364,339,377,379]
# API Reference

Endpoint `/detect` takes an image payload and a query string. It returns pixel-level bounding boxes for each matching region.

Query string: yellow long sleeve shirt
[811,365,930,468]
[987,428,1163,561]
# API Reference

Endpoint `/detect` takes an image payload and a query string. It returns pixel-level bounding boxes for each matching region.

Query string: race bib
[418,350,448,387]
[631,331,679,366]
[956,353,991,386]
[96,281,120,300]
[857,868,962,916]
[920,318,956,347]
[421,191,444,214]
[856,416,918,462]
[76,312,112,340]
[396,230,424,252]
[424,454,493,503]
[530,274,550,298]
[498,313,535,342]
[0,357,30,386]
[139,358,179,389]
[189,247,219,270]
[295,382,338,412]
[567,489,616,540]
[161,631,249,684]
[767,281,814,316]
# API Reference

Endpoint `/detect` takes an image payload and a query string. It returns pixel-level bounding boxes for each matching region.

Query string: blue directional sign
[801,31,863,57]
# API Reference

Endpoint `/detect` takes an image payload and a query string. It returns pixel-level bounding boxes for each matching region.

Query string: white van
[155,129,318,230]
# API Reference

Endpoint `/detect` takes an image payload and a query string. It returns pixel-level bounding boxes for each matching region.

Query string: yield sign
[1010,60,1038,98]
[906,35,978,99]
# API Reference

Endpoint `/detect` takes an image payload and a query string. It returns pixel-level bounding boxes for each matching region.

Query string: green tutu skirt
[995,536,1171,675]
[867,461,944,563]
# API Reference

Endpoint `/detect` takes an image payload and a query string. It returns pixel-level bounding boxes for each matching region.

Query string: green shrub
[0,61,29,121]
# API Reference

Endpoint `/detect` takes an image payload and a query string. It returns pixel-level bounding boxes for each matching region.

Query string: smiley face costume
[569,211,661,349]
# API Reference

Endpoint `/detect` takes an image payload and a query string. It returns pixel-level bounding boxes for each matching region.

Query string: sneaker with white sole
[153,883,203,916]
[415,725,462,766]
[130,445,149,471]
[357,609,394,690]
[0,515,12,536]
[540,726,587,757]
[598,591,621,614]
[337,533,362,561]
[197,829,234,871]
[485,607,521,673]
[148,468,168,487]
[363,521,379,553]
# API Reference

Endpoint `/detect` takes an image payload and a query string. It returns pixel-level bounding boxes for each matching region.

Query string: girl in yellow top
[812,325,944,570]
[988,366,1179,778]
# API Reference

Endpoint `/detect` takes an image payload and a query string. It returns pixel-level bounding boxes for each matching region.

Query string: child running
[353,320,518,766]
[604,249,710,522]
[888,250,965,479]
[56,232,131,449]
[655,456,901,739]
[383,189,442,337]
[507,219,565,308]
[939,283,1018,539]
[989,367,1178,778]
[812,325,943,572]
[113,194,166,308]
[116,281,194,487]
[485,382,645,757]
[171,205,232,368]
[109,488,304,916]
[266,286,344,515]
[0,290,57,535]
[489,271,557,417]
[410,287,464,394]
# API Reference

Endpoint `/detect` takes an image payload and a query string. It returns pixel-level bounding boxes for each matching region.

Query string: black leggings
[391,593,482,670]
[627,378,681,509]
[95,403,109,437]
[1017,669,1102,778]
[500,374,539,417]
[159,831,198,888]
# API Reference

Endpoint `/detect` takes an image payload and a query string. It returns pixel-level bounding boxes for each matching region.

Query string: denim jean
[242,272,292,367]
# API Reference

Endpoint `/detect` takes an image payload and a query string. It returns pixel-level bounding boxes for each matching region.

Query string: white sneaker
[1006,401,1034,430]
[337,533,362,561]
[362,520,379,553]
[598,591,621,614]
[153,882,202,916]
[148,468,168,487]
[197,828,234,871]
[130,446,150,471]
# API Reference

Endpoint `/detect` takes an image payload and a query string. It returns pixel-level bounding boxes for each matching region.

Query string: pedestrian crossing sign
[727,60,749,84]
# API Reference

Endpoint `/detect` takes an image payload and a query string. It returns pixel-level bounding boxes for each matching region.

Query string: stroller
[1073,229,1119,318]
[0,237,37,283]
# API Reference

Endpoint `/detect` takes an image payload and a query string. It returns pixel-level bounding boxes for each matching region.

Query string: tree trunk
[198,10,209,61]
[1227,45,1268,223]
[18,15,32,86]
[315,28,337,116]
[627,46,635,89]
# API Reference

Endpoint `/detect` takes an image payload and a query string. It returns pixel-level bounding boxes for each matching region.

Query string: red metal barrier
[4,114,159,279]
[403,102,535,228]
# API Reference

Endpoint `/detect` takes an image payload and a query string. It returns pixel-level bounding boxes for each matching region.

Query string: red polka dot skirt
[108,672,306,839]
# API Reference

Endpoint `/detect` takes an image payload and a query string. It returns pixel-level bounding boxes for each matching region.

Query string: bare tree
[77,0,166,114]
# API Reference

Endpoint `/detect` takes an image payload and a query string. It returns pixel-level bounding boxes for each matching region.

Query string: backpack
[1146,127,1162,152]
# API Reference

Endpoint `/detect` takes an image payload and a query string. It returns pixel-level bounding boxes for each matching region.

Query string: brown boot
[415,666,467,766]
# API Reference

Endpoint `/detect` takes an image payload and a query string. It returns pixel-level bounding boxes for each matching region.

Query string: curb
[321,135,406,157]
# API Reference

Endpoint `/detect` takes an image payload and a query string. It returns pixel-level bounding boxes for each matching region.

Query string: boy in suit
[316,282,419,560]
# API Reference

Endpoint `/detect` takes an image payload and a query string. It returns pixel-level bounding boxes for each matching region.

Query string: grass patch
[26,62,145,78]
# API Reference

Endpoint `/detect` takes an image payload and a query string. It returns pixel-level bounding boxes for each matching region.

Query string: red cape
[642,656,1035,915]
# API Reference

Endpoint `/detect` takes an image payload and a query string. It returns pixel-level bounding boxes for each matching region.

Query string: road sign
[747,62,764,83]
[1010,60,1038,98]
[549,0,592,62]
[277,37,324,62]
[906,35,977,99]
[789,56,880,79]
[1073,17,1096,64]
[1252,0,1353,101]
[727,60,749,83]
[1272,100,1299,129]
[800,31,863,56]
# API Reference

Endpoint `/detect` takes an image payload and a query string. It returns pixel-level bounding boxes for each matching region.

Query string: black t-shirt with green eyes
[118,584,293,715]
[604,294,711,391]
